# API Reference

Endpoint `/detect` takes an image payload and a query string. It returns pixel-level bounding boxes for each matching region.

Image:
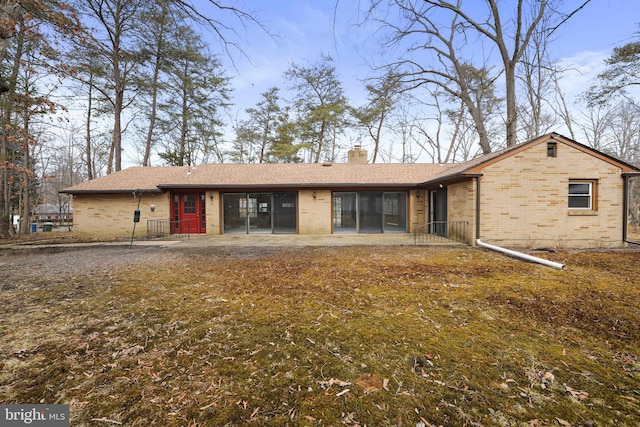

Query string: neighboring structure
[62,133,640,248]
[32,203,73,224]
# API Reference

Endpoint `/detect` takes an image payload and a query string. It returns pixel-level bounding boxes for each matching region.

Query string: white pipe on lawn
[476,239,566,270]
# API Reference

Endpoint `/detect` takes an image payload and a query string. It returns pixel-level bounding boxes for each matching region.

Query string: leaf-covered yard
[1,245,639,426]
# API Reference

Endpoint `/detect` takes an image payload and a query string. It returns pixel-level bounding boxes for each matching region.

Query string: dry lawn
[0,244,639,426]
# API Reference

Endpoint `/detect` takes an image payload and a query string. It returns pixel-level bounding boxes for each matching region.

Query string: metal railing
[413,221,469,245]
[146,219,191,239]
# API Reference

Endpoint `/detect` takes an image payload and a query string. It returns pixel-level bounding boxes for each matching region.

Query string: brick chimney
[348,145,368,164]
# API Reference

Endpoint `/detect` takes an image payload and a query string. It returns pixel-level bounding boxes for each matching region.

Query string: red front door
[172,192,205,234]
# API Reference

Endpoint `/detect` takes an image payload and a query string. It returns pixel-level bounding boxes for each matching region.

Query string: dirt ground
[1,242,639,426]
[0,243,283,290]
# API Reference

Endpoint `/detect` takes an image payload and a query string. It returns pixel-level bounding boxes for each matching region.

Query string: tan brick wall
[207,191,222,235]
[71,192,170,239]
[478,142,625,248]
[298,190,332,234]
[410,190,425,231]
[448,180,476,244]
[71,188,426,238]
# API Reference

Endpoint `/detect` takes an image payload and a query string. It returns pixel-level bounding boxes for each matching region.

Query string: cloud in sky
[223,0,640,115]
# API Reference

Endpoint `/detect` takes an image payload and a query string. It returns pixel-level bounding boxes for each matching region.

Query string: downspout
[623,174,629,244]
[475,176,481,244]
[474,175,566,269]
[476,239,566,270]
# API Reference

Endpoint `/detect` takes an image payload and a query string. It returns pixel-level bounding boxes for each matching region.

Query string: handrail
[147,219,191,239]
[414,221,469,245]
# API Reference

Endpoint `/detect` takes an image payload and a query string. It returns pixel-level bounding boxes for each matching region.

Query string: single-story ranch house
[62,133,640,248]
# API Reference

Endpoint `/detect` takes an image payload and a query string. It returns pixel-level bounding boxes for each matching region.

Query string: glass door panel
[359,191,383,233]
[223,193,247,234]
[429,188,447,237]
[273,192,297,233]
[383,192,407,232]
[333,192,357,233]
[249,193,272,233]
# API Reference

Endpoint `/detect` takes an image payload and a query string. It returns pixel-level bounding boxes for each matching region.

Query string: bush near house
[0,245,638,426]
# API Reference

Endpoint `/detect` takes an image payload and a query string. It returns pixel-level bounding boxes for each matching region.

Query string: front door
[172,192,206,234]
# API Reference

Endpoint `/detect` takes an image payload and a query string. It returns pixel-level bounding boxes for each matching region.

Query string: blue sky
[213,0,640,113]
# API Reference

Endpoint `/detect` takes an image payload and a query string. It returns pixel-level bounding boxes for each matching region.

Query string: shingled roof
[62,133,640,195]
[62,162,458,194]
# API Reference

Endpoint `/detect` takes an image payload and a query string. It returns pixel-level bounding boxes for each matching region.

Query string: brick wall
[298,190,332,234]
[71,192,170,239]
[448,180,476,244]
[207,191,221,235]
[478,141,624,248]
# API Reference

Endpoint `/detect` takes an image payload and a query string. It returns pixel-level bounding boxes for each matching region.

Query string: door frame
[222,192,298,234]
[170,191,206,234]
[429,187,448,237]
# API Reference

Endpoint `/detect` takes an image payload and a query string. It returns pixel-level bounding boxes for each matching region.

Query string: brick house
[62,133,640,248]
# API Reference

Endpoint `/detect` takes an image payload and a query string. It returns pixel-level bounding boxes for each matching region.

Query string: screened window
[568,181,595,209]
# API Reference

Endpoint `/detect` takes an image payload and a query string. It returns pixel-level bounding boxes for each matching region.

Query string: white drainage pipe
[476,239,566,270]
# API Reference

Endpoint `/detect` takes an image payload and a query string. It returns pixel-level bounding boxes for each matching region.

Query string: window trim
[547,142,557,157]
[568,179,597,211]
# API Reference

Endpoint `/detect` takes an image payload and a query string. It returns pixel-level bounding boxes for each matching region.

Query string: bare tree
[364,0,588,150]
[578,103,614,152]
[389,102,418,163]
[609,100,640,163]
[517,16,559,140]
[549,69,577,140]
[73,0,145,174]
[0,0,82,237]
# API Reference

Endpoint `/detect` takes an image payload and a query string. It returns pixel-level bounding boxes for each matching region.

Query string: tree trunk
[0,1,21,93]
[179,76,189,166]
[85,73,94,179]
[143,42,162,166]
[113,86,123,171]
[314,120,326,163]
[504,64,517,147]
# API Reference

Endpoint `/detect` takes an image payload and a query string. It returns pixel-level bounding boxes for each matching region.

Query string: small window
[547,142,557,157]
[568,181,596,210]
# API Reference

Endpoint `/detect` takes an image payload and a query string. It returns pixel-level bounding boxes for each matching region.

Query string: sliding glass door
[333,192,357,233]
[223,192,297,234]
[332,191,407,233]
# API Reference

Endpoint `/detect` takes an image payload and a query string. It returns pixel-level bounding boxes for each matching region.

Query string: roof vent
[322,162,333,167]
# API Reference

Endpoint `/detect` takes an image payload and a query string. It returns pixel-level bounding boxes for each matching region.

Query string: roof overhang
[60,188,163,195]
[157,183,422,189]
[418,173,483,188]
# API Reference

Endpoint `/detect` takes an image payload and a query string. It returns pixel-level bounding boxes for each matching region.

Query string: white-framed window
[568,180,596,210]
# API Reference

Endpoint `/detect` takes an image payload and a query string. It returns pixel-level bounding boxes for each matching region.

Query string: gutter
[476,239,566,270]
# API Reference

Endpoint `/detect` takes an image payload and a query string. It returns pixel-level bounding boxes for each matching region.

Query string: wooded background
[1,0,639,237]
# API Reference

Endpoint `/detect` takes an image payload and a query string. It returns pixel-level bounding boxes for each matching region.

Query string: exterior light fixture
[313,191,317,199]
[416,190,420,199]
[149,204,156,212]
[210,193,214,202]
